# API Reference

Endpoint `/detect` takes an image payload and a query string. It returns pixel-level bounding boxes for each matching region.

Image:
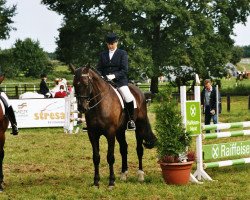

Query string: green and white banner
[186,101,201,135]
[203,140,250,160]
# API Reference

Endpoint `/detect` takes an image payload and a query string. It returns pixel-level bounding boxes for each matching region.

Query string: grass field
[1,96,250,200]
[1,63,250,199]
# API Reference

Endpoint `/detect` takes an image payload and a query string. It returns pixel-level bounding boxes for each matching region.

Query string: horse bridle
[75,72,111,112]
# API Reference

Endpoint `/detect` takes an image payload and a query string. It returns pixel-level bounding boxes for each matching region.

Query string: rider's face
[107,41,118,51]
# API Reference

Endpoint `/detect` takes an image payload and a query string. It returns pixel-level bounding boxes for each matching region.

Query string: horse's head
[73,66,93,113]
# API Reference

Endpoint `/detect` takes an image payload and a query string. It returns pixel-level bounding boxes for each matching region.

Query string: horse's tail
[137,116,157,149]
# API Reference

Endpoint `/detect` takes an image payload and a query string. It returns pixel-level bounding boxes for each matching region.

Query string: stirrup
[127,120,136,130]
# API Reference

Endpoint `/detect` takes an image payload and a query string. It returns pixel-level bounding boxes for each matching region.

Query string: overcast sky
[0,0,250,52]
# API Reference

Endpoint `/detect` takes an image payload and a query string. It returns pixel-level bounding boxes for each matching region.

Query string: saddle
[103,78,137,109]
[110,85,137,109]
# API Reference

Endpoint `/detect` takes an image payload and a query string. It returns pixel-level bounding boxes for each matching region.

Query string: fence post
[227,95,230,112]
[24,84,27,92]
[15,86,18,98]
[248,95,250,110]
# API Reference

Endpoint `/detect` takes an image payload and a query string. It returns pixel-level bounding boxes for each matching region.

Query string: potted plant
[154,87,195,185]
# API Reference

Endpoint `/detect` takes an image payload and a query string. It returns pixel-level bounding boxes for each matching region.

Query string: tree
[42,0,250,93]
[242,45,250,58]
[12,38,53,77]
[230,46,244,65]
[0,48,18,77]
[0,0,16,40]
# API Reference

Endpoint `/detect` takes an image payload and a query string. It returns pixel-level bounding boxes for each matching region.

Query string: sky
[0,0,250,53]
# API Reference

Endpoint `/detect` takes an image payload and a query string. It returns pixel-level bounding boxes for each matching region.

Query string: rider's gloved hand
[106,74,115,80]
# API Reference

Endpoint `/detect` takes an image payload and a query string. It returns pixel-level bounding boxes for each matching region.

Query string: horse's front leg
[106,135,116,188]
[88,132,100,187]
[135,132,145,182]
[0,134,5,192]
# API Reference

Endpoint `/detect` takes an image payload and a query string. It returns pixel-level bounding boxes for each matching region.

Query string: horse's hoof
[120,170,128,181]
[0,185,3,192]
[92,183,99,189]
[137,170,145,182]
[108,185,115,190]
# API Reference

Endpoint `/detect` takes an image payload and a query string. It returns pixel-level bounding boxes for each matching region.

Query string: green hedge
[220,84,250,96]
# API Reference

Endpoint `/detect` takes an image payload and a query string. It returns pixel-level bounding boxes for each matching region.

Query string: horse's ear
[69,63,76,74]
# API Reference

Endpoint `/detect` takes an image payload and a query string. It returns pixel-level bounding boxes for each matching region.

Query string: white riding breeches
[0,92,10,107]
[118,86,134,103]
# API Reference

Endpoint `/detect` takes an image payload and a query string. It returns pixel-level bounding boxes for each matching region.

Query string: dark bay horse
[73,66,157,188]
[0,100,9,192]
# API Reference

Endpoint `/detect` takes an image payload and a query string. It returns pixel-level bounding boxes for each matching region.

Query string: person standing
[201,79,221,132]
[0,67,18,135]
[96,33,136,130]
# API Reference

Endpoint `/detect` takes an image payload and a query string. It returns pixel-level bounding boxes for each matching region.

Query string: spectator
[54,85,67,98]
[201,79,221,133]
[51,78,61,97]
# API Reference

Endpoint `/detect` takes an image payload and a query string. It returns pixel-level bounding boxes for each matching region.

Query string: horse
[0,97,9,192]
[73,66,157,188]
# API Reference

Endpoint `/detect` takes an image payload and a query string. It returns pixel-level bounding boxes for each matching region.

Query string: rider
[96,33,136,130]
[0,67,19,135]
[39,74,51,98]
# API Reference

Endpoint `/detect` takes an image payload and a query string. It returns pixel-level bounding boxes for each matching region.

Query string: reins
[87,85,111,110]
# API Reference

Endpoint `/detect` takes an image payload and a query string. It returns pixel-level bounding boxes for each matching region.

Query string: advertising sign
[10,98,66,128]
[203,140,250,160]
[186,101,201,135]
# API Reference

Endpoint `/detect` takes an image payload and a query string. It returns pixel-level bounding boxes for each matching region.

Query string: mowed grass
[1,96,250,200]
[2,128,250,200]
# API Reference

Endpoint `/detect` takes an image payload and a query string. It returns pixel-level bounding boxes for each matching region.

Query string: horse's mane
[87,66,117,87]
[89,67,102,77]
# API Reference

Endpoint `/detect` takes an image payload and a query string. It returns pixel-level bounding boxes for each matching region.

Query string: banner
[186,101,201,135]
[203,140,250,160]
[10,98,66,128]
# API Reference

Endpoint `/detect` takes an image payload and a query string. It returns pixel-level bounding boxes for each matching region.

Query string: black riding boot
[6,106,19,135]
[126,101,136,130]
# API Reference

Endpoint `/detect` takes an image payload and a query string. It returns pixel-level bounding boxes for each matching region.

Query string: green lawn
[1,128,249,200]
[1,96,250,199]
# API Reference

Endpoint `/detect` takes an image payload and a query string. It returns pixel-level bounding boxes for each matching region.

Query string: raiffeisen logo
[33,101,65,120]
[211,142,250,159]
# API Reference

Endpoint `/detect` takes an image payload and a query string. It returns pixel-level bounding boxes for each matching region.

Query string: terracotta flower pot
[159,161,194,185]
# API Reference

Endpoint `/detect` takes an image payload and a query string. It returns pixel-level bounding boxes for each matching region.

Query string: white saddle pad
[0,100,5,115]
[111,86,137,109]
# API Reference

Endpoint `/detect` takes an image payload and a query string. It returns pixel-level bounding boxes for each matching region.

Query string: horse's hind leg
[88,133,101,187]
[0,134,5,192]
[116,131,128,181]
[106,135,116,188]
[135,131,145,182]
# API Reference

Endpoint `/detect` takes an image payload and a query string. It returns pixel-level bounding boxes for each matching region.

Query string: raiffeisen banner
[10,98,65,128]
